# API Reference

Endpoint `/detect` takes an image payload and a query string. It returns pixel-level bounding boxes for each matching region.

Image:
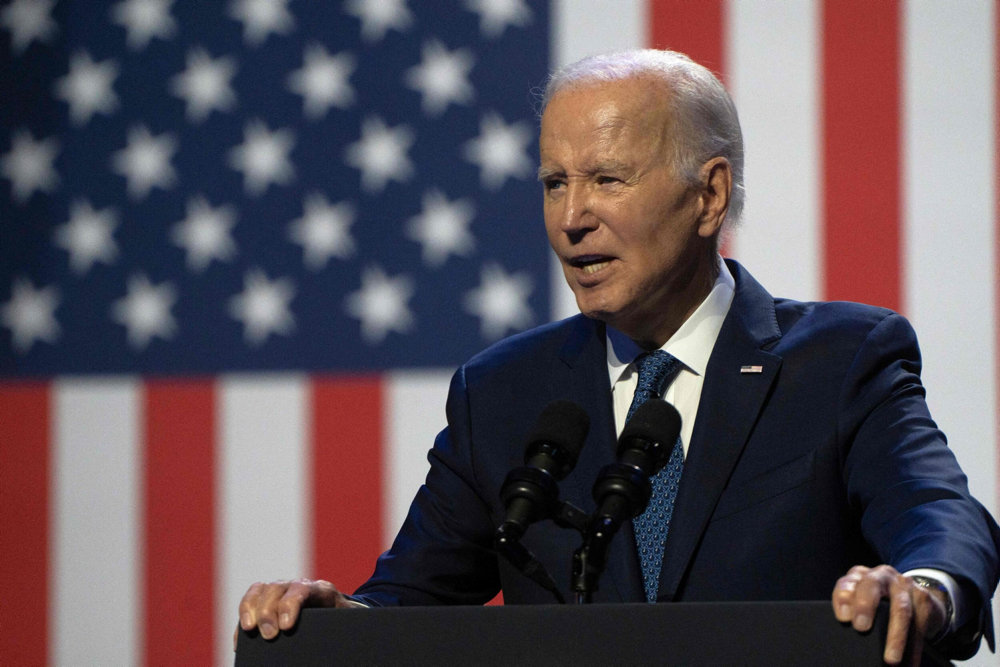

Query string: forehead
[539,77,673,161]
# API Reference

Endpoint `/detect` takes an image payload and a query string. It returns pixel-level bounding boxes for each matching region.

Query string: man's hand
[832,565,948,665]
[233,578,364,650]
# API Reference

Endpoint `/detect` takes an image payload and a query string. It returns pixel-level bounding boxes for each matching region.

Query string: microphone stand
[571,462,651,603]
[495,463,655,604]
[494,499,590,605]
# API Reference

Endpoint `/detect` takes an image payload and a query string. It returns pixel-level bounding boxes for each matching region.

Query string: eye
[542,178,565,192]
[596,175,620,185]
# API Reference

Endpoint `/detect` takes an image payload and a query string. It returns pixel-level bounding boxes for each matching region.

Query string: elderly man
[237,49,999,663]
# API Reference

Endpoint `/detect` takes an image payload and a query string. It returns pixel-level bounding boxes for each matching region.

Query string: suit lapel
[656,261,783,601]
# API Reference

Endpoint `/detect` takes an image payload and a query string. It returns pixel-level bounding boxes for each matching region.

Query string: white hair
[542,49,745,226]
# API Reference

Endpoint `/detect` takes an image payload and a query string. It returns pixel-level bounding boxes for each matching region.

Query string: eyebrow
[537,166,560,181]
[537,160,633,182]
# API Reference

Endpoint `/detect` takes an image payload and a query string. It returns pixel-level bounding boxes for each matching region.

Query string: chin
[572,294,601,318]
[576,300,643,339]
[576,302,619,326]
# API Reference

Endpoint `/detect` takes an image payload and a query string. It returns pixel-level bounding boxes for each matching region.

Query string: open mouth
[569,255,613,274]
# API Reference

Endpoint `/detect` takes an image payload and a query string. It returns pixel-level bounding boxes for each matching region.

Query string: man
[237,50,1000,663]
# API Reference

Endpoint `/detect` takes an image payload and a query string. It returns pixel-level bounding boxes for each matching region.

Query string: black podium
[235,600,952,666]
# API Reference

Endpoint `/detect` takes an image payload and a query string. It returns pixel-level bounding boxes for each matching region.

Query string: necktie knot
[627,350,681,423]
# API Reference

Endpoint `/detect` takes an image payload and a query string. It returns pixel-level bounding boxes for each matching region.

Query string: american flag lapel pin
[740,365,764,374]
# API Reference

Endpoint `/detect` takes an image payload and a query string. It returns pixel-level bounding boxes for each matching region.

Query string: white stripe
[904,9,997,655]
[385,370,453,546]
[727,0,822,301]
[51,378,140,666]
[550,0,645,70]
[217,374,308,667]
[548,0,646,322]
[902,1,997,516]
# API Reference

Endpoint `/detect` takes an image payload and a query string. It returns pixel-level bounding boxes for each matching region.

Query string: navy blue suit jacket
[355,260,999,655]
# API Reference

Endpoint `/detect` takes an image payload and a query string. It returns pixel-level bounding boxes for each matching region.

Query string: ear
[696,157,732,239]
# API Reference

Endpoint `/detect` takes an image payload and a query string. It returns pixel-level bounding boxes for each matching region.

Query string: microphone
[496,400,590,542]
[572,399,681,600]
[591,399,682,536]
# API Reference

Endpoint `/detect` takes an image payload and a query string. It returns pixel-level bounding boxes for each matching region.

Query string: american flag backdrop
[0,1,997,665]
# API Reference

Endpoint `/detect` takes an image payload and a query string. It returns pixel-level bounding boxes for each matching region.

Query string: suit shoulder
[461,314,596,379]
[767,299,922,364]
[726,260,913,347]
[773,297,905,336]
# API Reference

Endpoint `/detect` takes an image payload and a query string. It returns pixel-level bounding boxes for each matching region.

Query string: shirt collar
[606,257,736,384]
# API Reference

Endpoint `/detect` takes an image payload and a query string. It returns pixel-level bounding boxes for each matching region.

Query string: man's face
[539,76,715,344]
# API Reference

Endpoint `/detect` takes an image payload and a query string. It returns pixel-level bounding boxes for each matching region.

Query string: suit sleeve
[839,312,1000,656]
[351,365,502,606]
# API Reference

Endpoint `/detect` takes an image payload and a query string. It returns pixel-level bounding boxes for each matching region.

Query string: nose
[557,182,598,237]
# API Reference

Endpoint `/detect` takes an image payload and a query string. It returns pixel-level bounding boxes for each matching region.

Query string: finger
[906,630,925,667]
[276,579,315,630]
[831,566,867,621]
[238,581,268,631]
[236,581,271,651]
[882,577,914,665]
[246,580,291,640]
[850,568,891,632]
[904,593,930,667]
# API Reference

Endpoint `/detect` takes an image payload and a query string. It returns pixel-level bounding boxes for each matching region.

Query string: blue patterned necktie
[627,350,684,602]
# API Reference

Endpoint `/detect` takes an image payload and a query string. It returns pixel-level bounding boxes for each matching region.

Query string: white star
[344,116,414,193]
[228,0,294,47]
[227,120,296,196]
[404,39,475,116]
[111,274,177,349]
[344,0,413,43]
[1,277,59,353]
[1,0,58,55]
[465,0,532,38]
[287,44,355,119]
[170,195,238,271]
[111,0,177,51]
[1,129,59,203]
[463,111,533,190]
[288,193,356,270]
[53,200,119,274]
[111,125,177,200]
[169,48,237,123]
[345,265,414,344]
[228,269,296,346]
[463,262,533,340]
[406,189,476,267]
[53,51,120,126]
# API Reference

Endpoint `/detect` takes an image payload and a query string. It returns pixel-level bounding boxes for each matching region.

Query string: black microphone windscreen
[527,399,590,460]
[619,400,681,450]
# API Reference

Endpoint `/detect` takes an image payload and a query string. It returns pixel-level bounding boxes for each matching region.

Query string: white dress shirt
[606,258,735,445]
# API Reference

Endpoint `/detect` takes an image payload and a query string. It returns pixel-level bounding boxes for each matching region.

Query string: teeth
[582,261,610,274]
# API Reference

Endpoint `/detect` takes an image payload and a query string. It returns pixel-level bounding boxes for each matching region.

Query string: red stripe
[821,1,902,310]
[648,0,733,255]
[0,382,50,665]
[311,376,384,593]
[143,379,216,666]
[648,0,727,81]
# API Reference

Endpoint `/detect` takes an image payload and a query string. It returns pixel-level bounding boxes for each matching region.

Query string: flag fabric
[1,1,997,666]
[1,0,549,663]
